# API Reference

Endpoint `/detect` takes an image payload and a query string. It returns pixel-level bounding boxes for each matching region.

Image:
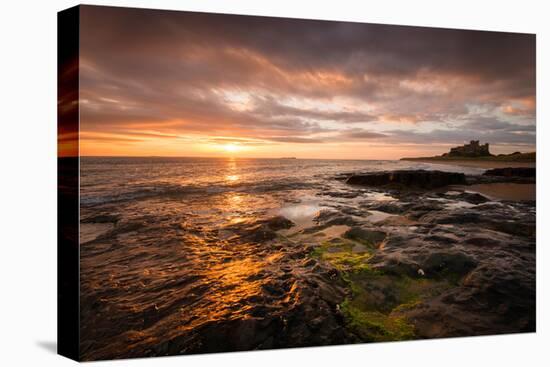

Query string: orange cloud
[75,5,535,158]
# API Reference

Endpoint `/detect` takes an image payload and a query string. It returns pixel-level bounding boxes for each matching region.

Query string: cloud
[77,5,536,156]
[337,129,389,140]
[264,136,326,144]
[384,125,535,147]
[460,117,536,132]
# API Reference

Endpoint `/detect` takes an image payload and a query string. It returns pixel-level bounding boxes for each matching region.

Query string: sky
[78,5,536,159]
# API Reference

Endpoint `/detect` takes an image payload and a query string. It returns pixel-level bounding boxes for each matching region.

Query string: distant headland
[401,140,535,167]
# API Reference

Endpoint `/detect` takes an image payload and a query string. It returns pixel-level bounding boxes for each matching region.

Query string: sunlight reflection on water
[79,157,494,358]
[278,201,324,229]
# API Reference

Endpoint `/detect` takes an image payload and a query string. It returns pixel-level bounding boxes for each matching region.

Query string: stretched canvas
[58,5,536,361]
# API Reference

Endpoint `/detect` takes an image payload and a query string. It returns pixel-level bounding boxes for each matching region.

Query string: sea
[78,157,485,359]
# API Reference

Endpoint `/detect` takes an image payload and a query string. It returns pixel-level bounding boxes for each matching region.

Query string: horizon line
[67,155,403,161]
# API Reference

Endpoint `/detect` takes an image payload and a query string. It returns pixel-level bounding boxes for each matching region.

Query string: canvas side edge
[57,5,81,362]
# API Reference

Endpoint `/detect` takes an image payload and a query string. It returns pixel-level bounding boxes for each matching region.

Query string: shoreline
[80,160,536,359]
[402,158,535,169]
[460,183,536,201]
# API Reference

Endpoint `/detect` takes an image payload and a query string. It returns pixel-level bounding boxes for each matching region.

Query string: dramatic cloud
[78,5,536,158]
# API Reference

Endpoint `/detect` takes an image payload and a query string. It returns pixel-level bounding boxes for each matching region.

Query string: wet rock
[464,236,501,247]
[406,201,444,219]
[333,172,353,181]
[320,190,361,198]
[317,279,347,306]
[172,317,285,354]
[369,231,478,280]
[247,225,279,242]
[490,220,535,237]
[484,167,536,178]
[370,253,420,277]
[366,202,409,214]
[463,263,535,321]
[424,234,459,245]
[405,261,535,338]
[325,216,357,227]
[423,210,481,225]
[224,216,294,242]
[420,251,477,277]
[466,174,535,185]
[455,192,490,204]
[264,215,295,231]
[81,213,120,223]
[262,283,285,296]
[346,170,466,189]
[340,206,366,217]
[422,204,535,238]
[303,258,318,267]
[313,210,357,227]
[80,162,536,359]
[314,209,340,223]
[352,243,369,253]
[343,227,386,246]
[304,212,357,234]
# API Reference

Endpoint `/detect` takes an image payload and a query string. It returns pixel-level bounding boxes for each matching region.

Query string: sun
[222,143,241,153]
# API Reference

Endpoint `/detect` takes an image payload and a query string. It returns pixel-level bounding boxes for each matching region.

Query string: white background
[0,0,548,365]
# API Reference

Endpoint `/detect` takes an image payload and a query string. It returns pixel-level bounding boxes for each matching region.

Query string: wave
[79,159,484,207]
[80,178,321,207]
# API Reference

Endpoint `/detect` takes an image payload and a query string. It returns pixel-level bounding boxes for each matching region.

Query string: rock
[264,216,295,231]
[80,158,536,359]
[222,216,294,242]
[343,227,386,245]
[466,174,535,185]
[484,167,535,178]
[370,253,420,277]
[352,243,369,253]
[81,213,120,223]
[490,220,534,237]
[324,216,357,227]
[366,202,409,214]
[455,192,490,204]
[404,261,535,338]
[405,201,444,219]
[423,210,481,224]
[314,210,341,224]
[422,204,535,237]
[464,236,501,247]
[305,211,357,234]
[320,190,361,198]
[245,224,279,242]
[424,234,459,245]
[420,251,477,277]
[346,170,466,189]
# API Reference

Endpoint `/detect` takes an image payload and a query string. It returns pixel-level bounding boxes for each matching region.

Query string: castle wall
[446,141,491,157]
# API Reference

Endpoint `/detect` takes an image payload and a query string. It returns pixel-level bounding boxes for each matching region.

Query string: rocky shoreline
[79,166,535,359]
[344,167,535,188]
[315,167,536,340]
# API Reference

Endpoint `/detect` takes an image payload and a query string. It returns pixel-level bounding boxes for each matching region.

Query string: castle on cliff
[443,140,492,157]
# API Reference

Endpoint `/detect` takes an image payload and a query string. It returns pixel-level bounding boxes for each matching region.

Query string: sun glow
[222,143,241,153]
